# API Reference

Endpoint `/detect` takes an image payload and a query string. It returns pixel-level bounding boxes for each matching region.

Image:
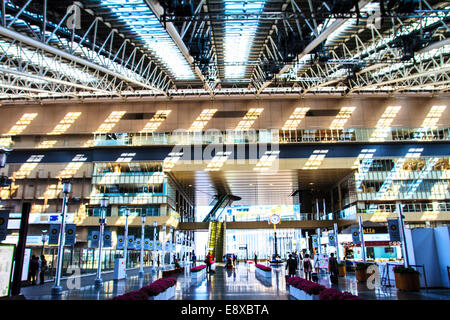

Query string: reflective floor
[22,263,450,300]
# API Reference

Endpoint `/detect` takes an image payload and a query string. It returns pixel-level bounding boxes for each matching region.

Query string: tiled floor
[22,262,450,300]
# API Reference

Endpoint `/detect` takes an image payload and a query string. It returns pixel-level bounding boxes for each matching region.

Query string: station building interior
[0,0,449,301]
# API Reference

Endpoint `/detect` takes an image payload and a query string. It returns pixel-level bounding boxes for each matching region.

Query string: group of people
[28,255,47,285]
[285,251,339,283]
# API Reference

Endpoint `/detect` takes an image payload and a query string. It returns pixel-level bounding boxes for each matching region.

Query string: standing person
[303,254,313,281]
[205,252,213,273]
[192,252,197,266]
[232,254,237,267]
[157,253,160,267]
[285,254,298,277]
[28,256,39,285]
[39,255,47,284]
[328,253,339,284]
[254,253,257,264]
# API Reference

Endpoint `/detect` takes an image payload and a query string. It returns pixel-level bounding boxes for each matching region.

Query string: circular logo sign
[0,217,4,225]
[270,214,280,225]
[106,235,110,239]
[119,238,123,242]
[353,232,358,236]
[52,229,58,234]
[68,229,73,235]
[391,225,397,230]
[330,236,334,240]
[93,235,98,239]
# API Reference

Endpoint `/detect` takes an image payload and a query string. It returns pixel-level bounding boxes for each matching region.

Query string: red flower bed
[255,264,272,272]
[162,268,184,277]
[318,288,362,300]
[112,277,177,300]
[190,264,207,273]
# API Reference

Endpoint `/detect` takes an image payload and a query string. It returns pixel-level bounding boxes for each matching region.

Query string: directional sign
[90,231,99,248]
[388,219,401,242]
[0,210,10,241]
[117,235,124,250]
[351,228,360,245]
[103,230,112,248]
[64,224,76,246]
[48,224,60,245]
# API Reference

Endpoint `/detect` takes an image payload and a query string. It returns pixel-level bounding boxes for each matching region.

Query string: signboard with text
[0,244,15,297]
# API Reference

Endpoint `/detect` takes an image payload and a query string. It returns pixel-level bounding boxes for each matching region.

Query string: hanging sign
[135,239,142,250]
[103,230,112,248]
[164,241,170,251]
[144,238,151,250]
[328,233,336,246]
[149,240,154,251]
[117,235,124,250]
[48,224,60,245]
[127,235,135,250]
[0,210,10,241]
[388,219,401,242]
[90,231,99,248]
[172,243,176,251]
[312,235,318,248]
[156,240,162,250]
[351,228,360,245]
[64,224,76,246]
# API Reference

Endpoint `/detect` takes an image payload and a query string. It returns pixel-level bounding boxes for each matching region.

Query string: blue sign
[48,224,60,245]
[388,219,401,242]
[156,240,162,250]
[149,240,154,251]
[117,235,124,250]
[90,231,99,248]
[136,239,142,250]
[144,238,150,250]
[127,236,135,250]
[351,228,360,245]
[0,210,9,241]
[328,233,336,246]
[312,235,318,248]
[103,230,112,248]
[49,215,59,222]
[64,224,76,246]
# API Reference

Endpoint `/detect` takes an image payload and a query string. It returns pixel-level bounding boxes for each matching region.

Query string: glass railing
[357,202,450,213]
[93,127,450,146]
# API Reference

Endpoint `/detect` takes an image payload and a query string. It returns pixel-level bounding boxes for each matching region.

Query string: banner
[351,228,360,245]
[135,238,142,250]
[164,241,170,251]
[64,224,76,246]
[156,240,162,250]
[388,219,401,242]
[90,231,99,248]
[144,238,150,250]
[127,235,135,250]
[117,235,124,250]
[0,210,9,241]
[48,224,60,245]
[312,235,318,248]
[103,230,112,248]
[172,243,176,252]
[328,233,336,246]
[148,240,154,251]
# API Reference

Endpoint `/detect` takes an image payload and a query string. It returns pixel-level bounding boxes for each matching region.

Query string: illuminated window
[369,106,401,142]
[282,107,309,130]
[235,108,264,130]
[329,107,356,129]
[253,150,280,171]
[189,109,217,131]
[141,110,171,132]
[48,112,81,135]
[205,151,232,171]
[94,111,126,133]
[5,113,38,135]
[302,150,328,170]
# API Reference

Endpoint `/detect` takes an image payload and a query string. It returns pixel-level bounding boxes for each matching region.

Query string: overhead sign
[90,231,100,248]
[117,235,124,250]
[0,210,10,241]
[103,230,112,248]
[64,224,76,246]
[48,224,60,245]
[127,236,135,250]
[328,233,336,246]
[387,219,401,242]
[0,244,15,297]
[144,239,150,250]
[351,228,361,245]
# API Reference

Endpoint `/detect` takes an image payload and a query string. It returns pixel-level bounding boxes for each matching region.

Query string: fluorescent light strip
[235,108,264,130]
[302,149,328,170]
[282,107,309,130]
[369,106,401,142]
[94,111,126,133]
[100,0,195,80]
[189,109,217,131]
[5,113,38,135]
[223,1,266,78]
[48,112,82,135]
[205,151,232,171]
[329,107,356,129]
[141,110,171,132]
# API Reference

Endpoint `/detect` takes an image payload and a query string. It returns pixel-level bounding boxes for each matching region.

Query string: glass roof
[100,0,195,80]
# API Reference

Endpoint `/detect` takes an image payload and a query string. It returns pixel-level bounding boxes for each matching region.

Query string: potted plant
[338,261,346,277]
[355,263,373,282]
[393,266,421,291]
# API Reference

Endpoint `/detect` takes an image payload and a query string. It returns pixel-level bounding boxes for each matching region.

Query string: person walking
[285,254,298,277]
[303,254,313,281]
[157,253,160,267]
[192,253,197,266]
[328,253,339,284]
[232,254,237,267]
[28,256,39,285]
[39,255,47,284]
[254,253,257,264]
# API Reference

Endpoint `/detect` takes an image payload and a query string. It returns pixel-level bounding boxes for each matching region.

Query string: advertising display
[312,235,318,248]
[135,239,142,250]
[0,244,15,297]
[144,239,151,250]
[328,233,336,246]
[148,240,154,251]
[156,240,162,250]
[318,254,329,269]
[21,248,31,282]
[164,241,171,251]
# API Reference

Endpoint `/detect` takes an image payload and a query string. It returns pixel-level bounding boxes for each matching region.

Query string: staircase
[206,221,226,261]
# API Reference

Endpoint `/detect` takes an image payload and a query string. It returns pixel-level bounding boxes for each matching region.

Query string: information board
[318,254,329,269]
[0,244,15,297]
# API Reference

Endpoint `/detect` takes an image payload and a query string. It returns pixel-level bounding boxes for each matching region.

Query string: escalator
[207,220,226,261]
[202,194,241,223]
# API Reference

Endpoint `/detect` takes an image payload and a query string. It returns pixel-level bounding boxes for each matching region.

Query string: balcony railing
[93,127,450,146]
[357,202,450,213]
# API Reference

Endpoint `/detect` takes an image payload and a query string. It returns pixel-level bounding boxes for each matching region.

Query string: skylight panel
[100,0,195,80]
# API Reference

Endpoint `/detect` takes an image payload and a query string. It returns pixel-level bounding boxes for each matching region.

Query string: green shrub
[393,266,420,275]
[355,263,373,270]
